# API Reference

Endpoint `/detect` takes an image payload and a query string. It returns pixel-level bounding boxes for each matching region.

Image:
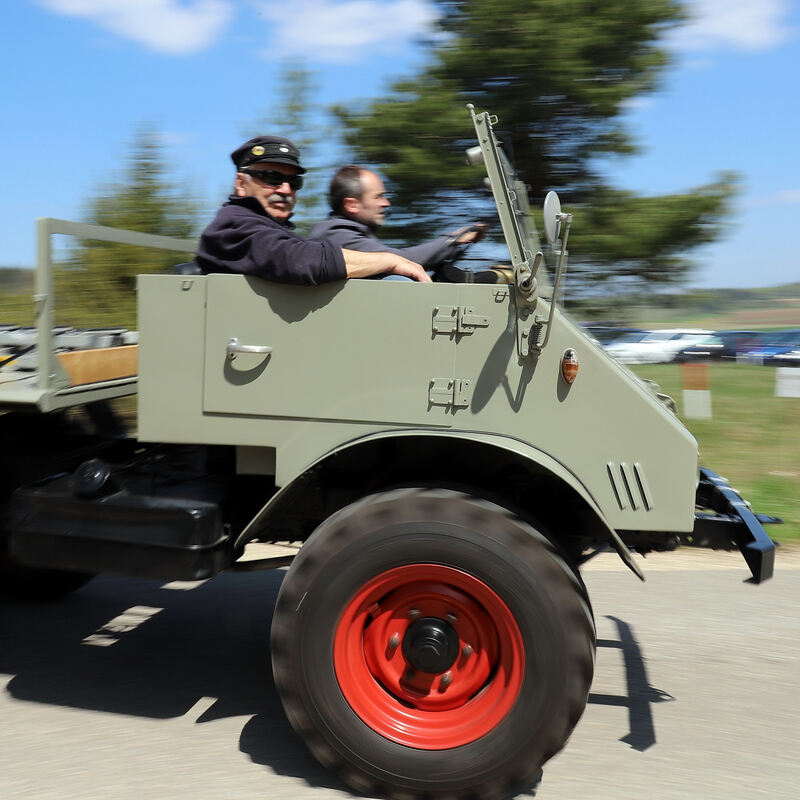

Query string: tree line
[28,0,739,325]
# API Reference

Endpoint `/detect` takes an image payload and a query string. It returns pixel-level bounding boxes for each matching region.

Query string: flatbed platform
[1,217,196,414]
[0,325,139,412]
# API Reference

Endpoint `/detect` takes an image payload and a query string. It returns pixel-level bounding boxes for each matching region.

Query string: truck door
[202,275,458,427]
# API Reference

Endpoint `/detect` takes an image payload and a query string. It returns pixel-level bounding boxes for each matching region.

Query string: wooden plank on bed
[57,345,138,386]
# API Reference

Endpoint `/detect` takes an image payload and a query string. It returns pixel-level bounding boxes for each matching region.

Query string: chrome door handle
[227,337,273,360]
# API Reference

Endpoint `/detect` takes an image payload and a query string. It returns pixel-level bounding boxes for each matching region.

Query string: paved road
[1,548,798,800]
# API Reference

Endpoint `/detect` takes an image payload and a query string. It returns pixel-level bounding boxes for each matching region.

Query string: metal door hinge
[432,306,490,335]
[428,378,473,408]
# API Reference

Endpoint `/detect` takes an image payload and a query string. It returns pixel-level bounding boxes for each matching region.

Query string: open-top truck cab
[1,107,776,800]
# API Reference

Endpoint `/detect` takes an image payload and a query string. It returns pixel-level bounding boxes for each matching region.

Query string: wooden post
[681,363,712,419]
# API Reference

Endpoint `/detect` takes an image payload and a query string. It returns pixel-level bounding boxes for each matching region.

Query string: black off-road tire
[271,488,595,800]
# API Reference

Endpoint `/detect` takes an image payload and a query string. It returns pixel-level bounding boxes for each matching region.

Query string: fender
[236,429,644,581]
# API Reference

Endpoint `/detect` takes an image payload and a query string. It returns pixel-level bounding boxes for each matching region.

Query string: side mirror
[543,191,562,245]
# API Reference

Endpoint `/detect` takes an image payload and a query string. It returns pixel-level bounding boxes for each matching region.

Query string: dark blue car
[674,330,767,362]
[741,329,800,365]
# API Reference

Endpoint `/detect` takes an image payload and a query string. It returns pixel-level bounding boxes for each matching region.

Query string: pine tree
[56,126,198,328]
[245,60,327,235]
[334,0,737,301]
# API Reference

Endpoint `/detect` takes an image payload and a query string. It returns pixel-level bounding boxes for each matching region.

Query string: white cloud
[768,189,800,204]
[255,0,437,63]
[670,0,792,52]
[749,189,800,207]
[37,0,233,54]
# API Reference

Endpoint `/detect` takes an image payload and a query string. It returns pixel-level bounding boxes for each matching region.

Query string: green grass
[0,291,34,326]
[631,363,800,542]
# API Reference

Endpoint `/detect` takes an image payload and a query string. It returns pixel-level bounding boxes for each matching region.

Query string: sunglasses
[240,168,303,191]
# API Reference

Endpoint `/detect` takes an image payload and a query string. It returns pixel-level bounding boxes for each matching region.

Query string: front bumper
[692,467,778,583]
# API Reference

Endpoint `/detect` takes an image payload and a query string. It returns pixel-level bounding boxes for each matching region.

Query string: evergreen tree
[245,60,326,235]
[56,126,198,328]
[334,0,737,299]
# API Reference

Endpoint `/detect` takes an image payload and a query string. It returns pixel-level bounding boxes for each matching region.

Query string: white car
[605,329,713,364]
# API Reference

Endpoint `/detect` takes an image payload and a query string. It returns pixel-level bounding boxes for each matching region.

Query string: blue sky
[2,0,798,289]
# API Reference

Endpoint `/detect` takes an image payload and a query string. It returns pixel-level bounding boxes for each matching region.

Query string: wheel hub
[402,617,460,674]
[333,564,525,748]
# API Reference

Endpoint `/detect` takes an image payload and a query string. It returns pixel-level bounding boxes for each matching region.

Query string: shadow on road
[0,571,347,792]
[0,579,673,797]
[588,615,675,751]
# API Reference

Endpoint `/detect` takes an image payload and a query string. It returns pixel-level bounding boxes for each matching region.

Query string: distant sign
[681,364,711,418]
[775,368,800,398]
[683,389,712,419]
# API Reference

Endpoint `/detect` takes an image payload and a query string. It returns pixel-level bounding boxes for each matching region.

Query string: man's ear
[233,173,248,197]
[342,196,361,216]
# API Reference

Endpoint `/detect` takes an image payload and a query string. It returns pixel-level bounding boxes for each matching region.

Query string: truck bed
[0,325,138,412]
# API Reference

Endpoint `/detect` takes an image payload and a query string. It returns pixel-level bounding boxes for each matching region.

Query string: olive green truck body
[0,107,776,800]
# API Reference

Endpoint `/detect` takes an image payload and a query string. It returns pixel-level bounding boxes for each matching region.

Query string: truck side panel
[137,274,698,534]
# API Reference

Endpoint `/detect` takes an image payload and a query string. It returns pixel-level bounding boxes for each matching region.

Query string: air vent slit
[619,462,639,510]
[607,462,626,510]
[633,462,653,511]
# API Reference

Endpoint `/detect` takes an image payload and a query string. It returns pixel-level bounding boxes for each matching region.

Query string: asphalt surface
[1,547,798,800]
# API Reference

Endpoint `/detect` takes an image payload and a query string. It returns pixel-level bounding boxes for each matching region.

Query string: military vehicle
[0,106,777,800]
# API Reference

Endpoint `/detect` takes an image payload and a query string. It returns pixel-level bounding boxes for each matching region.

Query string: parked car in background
[674,330,767,362]
[605,328,712,364]
[602,330,651,360]
[742,329,800,365]
[580,325,646,346]
[773,348,800,366]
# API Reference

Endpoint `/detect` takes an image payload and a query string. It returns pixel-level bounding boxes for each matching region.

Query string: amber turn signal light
[561,348,579,384]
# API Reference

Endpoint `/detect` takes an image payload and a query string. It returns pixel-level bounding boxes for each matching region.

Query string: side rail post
[32,218,197,397]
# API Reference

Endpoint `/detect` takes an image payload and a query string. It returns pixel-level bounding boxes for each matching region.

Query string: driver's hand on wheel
[452,223,488,244]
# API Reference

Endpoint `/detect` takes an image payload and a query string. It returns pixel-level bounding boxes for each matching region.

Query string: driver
[309,165,509,283]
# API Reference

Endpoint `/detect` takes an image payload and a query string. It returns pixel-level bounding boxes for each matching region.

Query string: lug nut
[462,644,473,657]
[409,607,421,619]
[388,633,400,650]
[446,612,458,623]
[440,671,452,688]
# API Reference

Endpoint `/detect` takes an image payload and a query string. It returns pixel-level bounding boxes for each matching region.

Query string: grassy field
[631,363,800,543]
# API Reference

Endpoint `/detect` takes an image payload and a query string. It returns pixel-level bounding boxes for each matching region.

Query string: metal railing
[34,218,197,396]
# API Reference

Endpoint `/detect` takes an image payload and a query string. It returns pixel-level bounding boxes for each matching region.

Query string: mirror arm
[535,214,572,352]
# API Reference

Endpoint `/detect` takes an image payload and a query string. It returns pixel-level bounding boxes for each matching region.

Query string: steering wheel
[432,224,484,269]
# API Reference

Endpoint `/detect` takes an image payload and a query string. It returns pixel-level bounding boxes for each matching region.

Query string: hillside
[634,283,800,329]
[573,282,800,330]
[0,267,33,294]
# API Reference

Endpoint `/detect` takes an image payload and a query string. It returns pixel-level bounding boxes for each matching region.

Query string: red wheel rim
[333,564,525,749]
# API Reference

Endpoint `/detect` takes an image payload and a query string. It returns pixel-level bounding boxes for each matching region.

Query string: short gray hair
[329,165,365,213]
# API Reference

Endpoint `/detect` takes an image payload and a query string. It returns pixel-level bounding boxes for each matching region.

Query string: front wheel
[271,489,595,800]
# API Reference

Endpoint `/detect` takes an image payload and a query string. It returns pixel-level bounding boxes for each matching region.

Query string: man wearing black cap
[195,136,429,285]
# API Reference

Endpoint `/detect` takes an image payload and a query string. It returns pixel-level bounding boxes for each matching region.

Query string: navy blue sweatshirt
[196,196,346,285]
